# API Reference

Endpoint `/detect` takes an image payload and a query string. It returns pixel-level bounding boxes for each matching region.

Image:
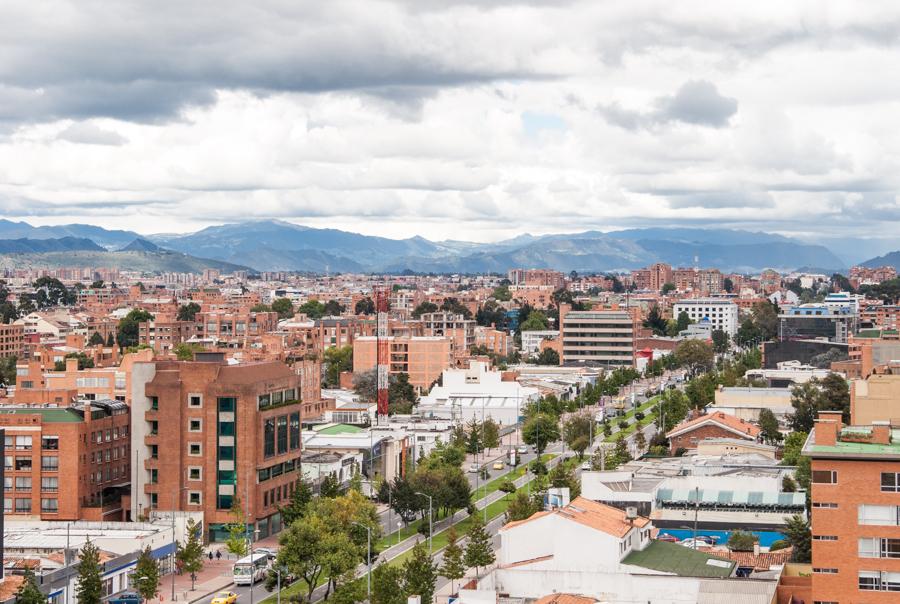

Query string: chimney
[815,410,842,447]
[872,421,891,445]
[753,541,760,556]
[66,357,79,373]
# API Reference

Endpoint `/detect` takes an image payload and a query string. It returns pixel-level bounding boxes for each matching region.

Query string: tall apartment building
[138,317,197,352]
[507,269,565,289]
[0,323,23,358]
[353,336,451,392]
[195,309,279,343]
[779,305,857,343]
[420,312,475,354]
[131,356,303,541]
[559,303,635,368]
[672,298,740,336]
[0,400,130,521]
[804,411,900,601]
[631,263,673,291]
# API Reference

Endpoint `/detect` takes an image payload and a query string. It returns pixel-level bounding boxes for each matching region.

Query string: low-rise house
[666,411,761,454]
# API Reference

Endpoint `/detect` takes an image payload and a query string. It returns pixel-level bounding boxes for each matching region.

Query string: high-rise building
[672,298,740,336]
[353,336,451,392]
[559,303,636,368]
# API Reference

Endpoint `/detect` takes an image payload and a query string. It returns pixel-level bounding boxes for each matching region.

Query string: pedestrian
[215,550,221,561]
[208,550,214,561]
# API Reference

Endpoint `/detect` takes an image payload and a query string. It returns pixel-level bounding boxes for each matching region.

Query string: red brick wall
[669,424,752,453]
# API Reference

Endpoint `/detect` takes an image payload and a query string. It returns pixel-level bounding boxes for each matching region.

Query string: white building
[672,298,739,336]
[521,330,559,357]
[416,361,539,425]
[823,291,863,315]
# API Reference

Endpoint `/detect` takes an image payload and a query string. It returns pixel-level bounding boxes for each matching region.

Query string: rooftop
[623,540,735,578]
[315,423,364,435]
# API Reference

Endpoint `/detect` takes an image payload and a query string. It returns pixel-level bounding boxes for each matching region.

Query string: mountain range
[0,218,894,275]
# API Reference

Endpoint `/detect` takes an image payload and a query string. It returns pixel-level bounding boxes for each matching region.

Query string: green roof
[316,423,364,435]
[0,408,83,423]
[806,428,900,456]
[623,540,735,578]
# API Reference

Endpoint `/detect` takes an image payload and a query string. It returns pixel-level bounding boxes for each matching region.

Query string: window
[149,493,158,508]
[860,538,878,558]
[149,469,158,484]
[150,396,159,411]
[3,456,10,470]
[812,568,838,574]
[189,419,202,432]
[883,472,900,492]
[3,498,10,513]
[41,436,59,450]
[188,443,201,456]
[15,477,31,491]
[149,421,158,435]
[188,467,202,481]
[41,477,58,492]
[42,456,59,471]
[812,502,838,509]
[15,457,31,471]
[41,498,58,513]
[258,394,271,409]
[10,435,32,450]
[289,413,300,450]
[3,477,9,491]
[859,504,900,526]
[188,491,201,505]
[15,498,31,513]
[150,445,158,459]
[189,394,202,408]
[858,537,900,558]
[813,535,838,541]
[812,470,837,484]
[277,416,288,455]
[264,418,275,458]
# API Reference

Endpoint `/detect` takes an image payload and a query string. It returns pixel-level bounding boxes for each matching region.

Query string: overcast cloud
[1,0,899,248]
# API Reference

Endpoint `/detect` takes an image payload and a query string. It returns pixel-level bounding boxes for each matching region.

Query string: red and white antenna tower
[374,284,390,421]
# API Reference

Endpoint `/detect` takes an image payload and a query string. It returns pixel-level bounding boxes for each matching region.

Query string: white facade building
[416,361,539,425]
[672,298,739,336]
[520,330,559,357]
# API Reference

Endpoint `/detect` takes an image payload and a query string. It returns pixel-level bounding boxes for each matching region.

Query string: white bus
[233,552,270,585]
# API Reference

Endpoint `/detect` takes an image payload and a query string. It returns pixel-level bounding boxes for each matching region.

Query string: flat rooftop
[804,426,900,458]
[623,540,735,578]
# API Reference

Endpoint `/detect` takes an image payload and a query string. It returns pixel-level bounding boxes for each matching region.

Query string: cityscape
[3,3,900,604]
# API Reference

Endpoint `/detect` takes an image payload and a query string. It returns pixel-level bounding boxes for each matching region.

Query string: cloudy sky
[1,0,899,256]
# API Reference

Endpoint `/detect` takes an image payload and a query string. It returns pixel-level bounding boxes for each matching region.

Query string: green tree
[88,331,104,346]
[411,301,438,318]
[75,540,103,604]
[174,342,204,361]
[132,546,160,602]
[492,285,512,302]
[116,309,154,348]
[324,300,345,316]
[782,475,797,492]
[818,372,850,422]
[225,498,249,557]
[783,514,811,562]
[402,540,438,604]
[727,530,756,552]
[371,563,406,604]
[562,413,592,459]
[519,310,550,331]
[389,476,422,526]
[523,412,560,454]
[55,352,95,371]
[723,277,734,293]
[789,381,822,433]
[16,569,47,604]
[711,329,729,354]
[758,408,782,445]
[105,333,114,347]
[465,417,482,455]
[633,429,647,454]
[177,518,205,590]
[440,526,467,594]
[355,297,375,315]
[272,297,296,319]
[548,462,580,498]
[505,490,538,522]
[320,474,342,498]
[534,348,560,365]
[251,303,272,313]
[323,345,353,388]
[734,318,761,347]
[674,339,714,375]
[464,515,495,575]
[482,417,500,452]
[176,302,202,321]
[277,512,354,603]
[781,432,808,466]
[498,480,517,499]
[643,304,667,335]
[389,372,417,415]
[661,282,676,295]
[281,478,313,526]
[751,300,778,341]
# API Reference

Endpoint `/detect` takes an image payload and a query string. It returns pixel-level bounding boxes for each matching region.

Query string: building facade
[672,298,740,336]
[559,304,635,368]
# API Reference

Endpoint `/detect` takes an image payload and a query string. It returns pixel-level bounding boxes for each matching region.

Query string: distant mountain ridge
[860,250,900,272]
[0,219,850,274]
[0,237,103,254]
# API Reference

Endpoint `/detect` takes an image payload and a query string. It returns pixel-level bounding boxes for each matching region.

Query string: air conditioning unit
[625,506,638,520]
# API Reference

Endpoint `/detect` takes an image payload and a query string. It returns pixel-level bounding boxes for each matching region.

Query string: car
[108,592,142,604]
[211,592,239,604]
[255,547,276,559]
[467,463,479,473]
[580,461,592,471]
[517,445,528,454]
[492,461,504,470]
[656,533,678,543]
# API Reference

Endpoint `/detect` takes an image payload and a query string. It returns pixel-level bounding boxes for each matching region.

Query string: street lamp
[352,522,372,602]
[273,566,288,604]
[415,492,433,553]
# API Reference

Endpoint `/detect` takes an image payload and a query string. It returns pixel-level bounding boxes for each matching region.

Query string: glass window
[859,505,898,526]
[41,436,59,450]
[15,498,31,513]
[188,492,201,505]
[860,571,880,590]
[277,416,288,455]
[15,436,32,450]
[188,467,202,481]
[884,539,900,559]
[812,470,837,483]
[3,498,10,513]
[15,457,31,471]
[289,413,300,450]
[264,418,275,458]
[189,419,202,432]
[42,456,59,471]
[41,498,58,513]
[258,394,271,409]
[15,477,31,491]
[860,538,878,558]
[217,397,235,412]
[188,443,201,456]
[883,473,900,492]
[218,445,234,461]
[41,477,58,492]
[189,395,202,408]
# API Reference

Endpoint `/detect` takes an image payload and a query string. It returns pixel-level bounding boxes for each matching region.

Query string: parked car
[580,461,592,471]
[108,592,142,604]
[517,445,528,454]
[656,533,678,543]
[211,592,239,604]
[492,461,504,470]
[678,539,705,549]
[467,463,480,473]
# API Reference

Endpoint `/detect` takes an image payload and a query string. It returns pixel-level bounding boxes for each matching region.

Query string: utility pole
[415,492,433,553]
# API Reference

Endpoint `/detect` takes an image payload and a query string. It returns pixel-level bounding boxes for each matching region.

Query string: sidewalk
[158,558,234,603]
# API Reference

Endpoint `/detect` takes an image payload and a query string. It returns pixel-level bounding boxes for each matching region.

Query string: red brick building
[665,411,761,454]
[131,356,303,541]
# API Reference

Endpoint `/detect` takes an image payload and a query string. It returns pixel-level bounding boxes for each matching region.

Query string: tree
[225,498,249,557]
[633,429,647,454]
[674,311,692,334]
[177,518,205,590]
[562,413,592,459]
[711,329,729,354]
[132,546,160,602]
[783,514,811,562]
[498,480,517,498]
[16,569,47,604]
[105,333,115,347]
[818,372,850,422]
[782,475,797,492]
[116,309,154,348]
[781,432,808,466]
[402,540,438,604]
[411,301,438,318]
[723,277,734,293]
[88,331,104,346]
[75,540,103,604]
[33,276,74,308]
[482,417,500,452]
[177,302,202,321]
[523,412,560,454]
[281,478,313,526]
[278,512,356,603]
[465,417,482,455]
[788,382,819,433]
[643,304,667,335]
[519,310,550,331]
[548,462,580,498]
[355,297,376,315]
[324,300,345,316]
[505,490,538,522]
[534,348,560,365]
[758,409,782,445]
[55,352,94,371]
[727,530,756,552]
[389,372,417,415]
[251,303,272,313]
[661,282,676,295]
[751,300,778,341]
[389,476,422,526]
[441,526,467,594]
[320,474,342,498]
[272,297,296,319]
[464,515,495,575]
[674,339,714,375]
[323,345,353,388]
[734,318,762,347]
[492,285,512,302]
[371,563,406,604]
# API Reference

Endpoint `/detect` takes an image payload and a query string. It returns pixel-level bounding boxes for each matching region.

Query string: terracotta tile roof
[0,575,24,601]
[697,546,794,571]
[500,497,650,539]
[666,411,761,440]
[534,594,596,604]
[500,554,554,569]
